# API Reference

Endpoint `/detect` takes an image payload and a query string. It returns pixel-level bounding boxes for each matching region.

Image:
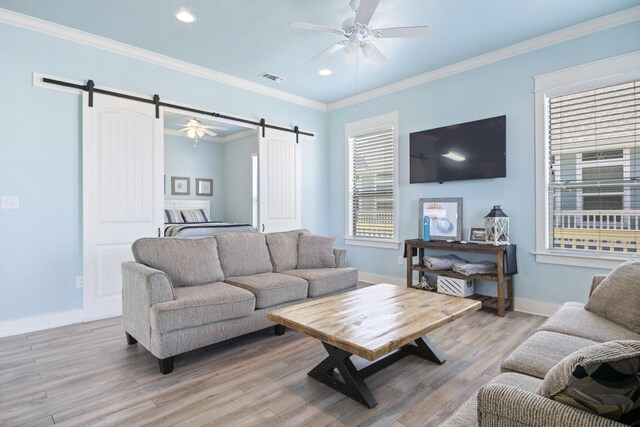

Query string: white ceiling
[1,0,638,103]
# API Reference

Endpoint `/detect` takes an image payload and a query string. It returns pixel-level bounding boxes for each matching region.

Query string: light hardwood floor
[0,300,545,426]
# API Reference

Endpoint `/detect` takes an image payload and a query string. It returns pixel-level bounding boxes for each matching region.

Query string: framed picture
[469,227,487,244]
[196,178,213,196]
[418,197,463,241]
[171,176,190,195]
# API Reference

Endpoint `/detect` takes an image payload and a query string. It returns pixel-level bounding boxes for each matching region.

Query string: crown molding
[0,8,327,112]
[328,6,640,111]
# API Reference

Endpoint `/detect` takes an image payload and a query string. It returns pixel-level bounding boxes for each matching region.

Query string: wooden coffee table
[267,283,481,408]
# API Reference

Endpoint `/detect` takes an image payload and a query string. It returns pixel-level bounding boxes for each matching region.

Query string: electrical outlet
[1,196,19,209]
[398,255,404,265]
[76,276,83,288]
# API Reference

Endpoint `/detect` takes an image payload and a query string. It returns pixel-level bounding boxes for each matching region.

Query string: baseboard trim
[0,309,84,338]
[359,271,559,317]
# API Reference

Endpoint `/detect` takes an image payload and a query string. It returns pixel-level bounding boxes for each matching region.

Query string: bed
[164,200,254,237]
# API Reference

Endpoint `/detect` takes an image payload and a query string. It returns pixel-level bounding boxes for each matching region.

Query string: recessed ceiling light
[175,8,196,23]
[318,69,333,76]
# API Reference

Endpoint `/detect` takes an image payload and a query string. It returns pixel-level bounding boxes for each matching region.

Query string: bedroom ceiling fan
[178,118,228,146]
[290,0,430,66]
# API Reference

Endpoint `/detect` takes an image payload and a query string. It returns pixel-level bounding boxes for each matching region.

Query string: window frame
[534,52,640,268]
[344,111,400,249]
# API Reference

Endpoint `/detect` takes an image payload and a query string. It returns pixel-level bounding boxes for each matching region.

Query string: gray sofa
[442,274,640,426]
[121,229,358,374]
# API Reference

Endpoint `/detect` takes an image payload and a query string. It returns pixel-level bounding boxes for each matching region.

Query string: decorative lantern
[485,205,510,245]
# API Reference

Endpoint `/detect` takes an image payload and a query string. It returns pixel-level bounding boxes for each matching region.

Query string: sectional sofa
[442,264,640,426]
[121,229,358,374]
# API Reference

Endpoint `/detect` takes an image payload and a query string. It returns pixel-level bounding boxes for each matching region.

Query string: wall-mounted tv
[409,115,506,184]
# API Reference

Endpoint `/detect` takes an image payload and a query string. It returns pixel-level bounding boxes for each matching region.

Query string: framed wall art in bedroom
[171,176,190,195]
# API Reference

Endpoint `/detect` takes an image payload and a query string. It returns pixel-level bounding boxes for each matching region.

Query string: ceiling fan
[290,0,430,66]
[178,118,227,139]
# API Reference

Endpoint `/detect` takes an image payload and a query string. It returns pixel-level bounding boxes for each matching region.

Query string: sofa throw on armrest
[585,260,640,334]
[297,235,336,269]
[538,340,640,425]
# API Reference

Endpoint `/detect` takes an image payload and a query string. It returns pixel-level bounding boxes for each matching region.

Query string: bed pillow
[181,209,210,223]
[164,209,184,224]
[297,235,336,269]
[538,340,640,425]
[585,260,640,334]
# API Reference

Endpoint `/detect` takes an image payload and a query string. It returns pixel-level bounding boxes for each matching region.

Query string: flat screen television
[409,115,506,183]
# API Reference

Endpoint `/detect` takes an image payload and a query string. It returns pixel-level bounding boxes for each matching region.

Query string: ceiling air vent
[260,73,284,83]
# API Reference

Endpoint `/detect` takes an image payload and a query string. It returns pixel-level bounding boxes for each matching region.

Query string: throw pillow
[585,260,640,334]
[164,209,184,224]
[181,209,210,223]
[297,235,336,269]
[538,340,640,425]
[265,230,300,272]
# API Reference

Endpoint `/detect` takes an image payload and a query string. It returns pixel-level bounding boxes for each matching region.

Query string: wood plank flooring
[0,299,545,426]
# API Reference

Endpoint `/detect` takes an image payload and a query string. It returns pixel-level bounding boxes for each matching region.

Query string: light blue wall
[222,133,259,225]
[164,134,226,220]
[0,23,328,322]
[327,22,640,305]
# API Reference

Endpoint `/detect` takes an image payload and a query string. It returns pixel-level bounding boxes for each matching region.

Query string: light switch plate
[1,196,19,209]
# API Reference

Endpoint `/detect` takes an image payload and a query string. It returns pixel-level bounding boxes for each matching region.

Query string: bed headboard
[164,200,211,219]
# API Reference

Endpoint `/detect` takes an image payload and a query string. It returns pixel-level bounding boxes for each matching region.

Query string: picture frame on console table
[418,197,463,241]
[469,227,487,243]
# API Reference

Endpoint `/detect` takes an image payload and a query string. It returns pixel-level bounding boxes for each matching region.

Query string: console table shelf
[405,239,517,317]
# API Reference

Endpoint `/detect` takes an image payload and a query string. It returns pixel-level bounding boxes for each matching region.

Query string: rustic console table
[405,239,516,317]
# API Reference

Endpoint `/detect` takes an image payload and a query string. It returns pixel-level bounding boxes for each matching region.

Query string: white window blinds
[547,80,639,254]
[348,129,395,239]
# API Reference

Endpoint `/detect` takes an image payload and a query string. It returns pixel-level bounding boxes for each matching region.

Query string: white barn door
[258,128,301,232]
[82,92,164,321]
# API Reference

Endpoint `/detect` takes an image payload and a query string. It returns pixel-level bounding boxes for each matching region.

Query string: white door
[82,92,164,321]
[258,128,301,232]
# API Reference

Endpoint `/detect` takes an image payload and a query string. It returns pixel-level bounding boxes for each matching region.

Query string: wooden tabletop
[267,284,481,361]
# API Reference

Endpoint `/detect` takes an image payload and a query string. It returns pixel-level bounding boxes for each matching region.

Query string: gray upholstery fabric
[538,302,640,342]
[297,235,336,269]
[585,260,640,334]
[265,230,300,272]
[440,373,541,427]
[283,268,358,297]
[150,299,302,359]
[477,382,625,427]
[224,272,308,309]
[150,282,255,334]
[501,331,598,379]
[121,261,174,348]
[132,237,224,287]
[589,275,607,298]
[333,248,347,268]
[215,232,273,277]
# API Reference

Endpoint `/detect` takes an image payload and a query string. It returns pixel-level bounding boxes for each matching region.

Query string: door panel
[83,93,163,321]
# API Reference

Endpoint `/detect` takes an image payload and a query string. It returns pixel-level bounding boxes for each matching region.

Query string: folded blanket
[423,254,468,270]
[452,261,497,276]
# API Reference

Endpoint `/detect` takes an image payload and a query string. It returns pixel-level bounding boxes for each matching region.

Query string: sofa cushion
[215,232,273,277]
[225,273,308,309]
[440,372,542,427]
[265,230,308,272]
[149,282,256,334]
[585,260,640,334]
[297,235,336,269]
[502,331,599,379]
[539,340,640,425]
[283,268,358,297]
[132,237,224,287]
[538,302,640,343]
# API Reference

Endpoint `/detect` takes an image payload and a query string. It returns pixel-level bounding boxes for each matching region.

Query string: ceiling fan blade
[290,21,344,35]
[200,124,228,130]
[196,129,205,138]
[178,127,189,132]
[354,0,381,26]
[375,26,430,38]
[361,42,388,66]
[311,43,347,63]
[202,129,218,137]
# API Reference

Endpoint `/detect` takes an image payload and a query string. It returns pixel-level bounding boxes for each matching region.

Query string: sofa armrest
[588,274,607,298]
[333,247,347,268]
[121,261,174,347]
[477,383,624,427]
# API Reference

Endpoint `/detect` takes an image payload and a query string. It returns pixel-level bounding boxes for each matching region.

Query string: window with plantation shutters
[345,112,399,248]
[545,79,639,258]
